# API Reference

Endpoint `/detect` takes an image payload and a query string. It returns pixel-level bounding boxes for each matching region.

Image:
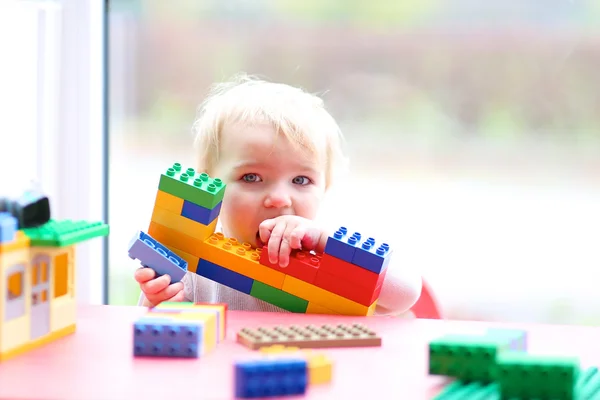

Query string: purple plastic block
[196,259,253,295]
[181,200,221,226]
[323,227,361,262]
[128,230,188,283]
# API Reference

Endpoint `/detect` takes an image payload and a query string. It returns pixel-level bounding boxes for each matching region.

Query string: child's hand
[258,215,328,267]
[134,267,185,307]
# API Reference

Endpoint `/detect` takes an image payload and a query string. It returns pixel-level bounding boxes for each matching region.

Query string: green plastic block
[158,163,226,209]
[249,281,308,313]
[433,380,499,400]
[495,352,580,400]
[429,334,513,383]
[22,219,109,247]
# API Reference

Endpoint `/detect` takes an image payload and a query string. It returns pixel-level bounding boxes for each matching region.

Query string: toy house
[129,162,392,316]
[0,211,109,361]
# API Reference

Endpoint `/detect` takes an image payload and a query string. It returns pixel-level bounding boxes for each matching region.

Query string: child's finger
[146,282,184,306]
[166,289,185,303]
[258,218,277,244]
[134,267,156,283]
[139,274,171,295]
[268,222,287,265]
[288,226,306,250]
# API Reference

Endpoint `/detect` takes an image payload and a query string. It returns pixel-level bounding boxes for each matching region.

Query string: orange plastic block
[259,249,320,284]
[164,245,200,274]
[306,302,340,315]
[282,275,377,316]
[314,268,383,307]
[151,205,217,241]
[319,253,387,292]
[153,189,184,214]
[199,234,286,289]
[148,221,204,258]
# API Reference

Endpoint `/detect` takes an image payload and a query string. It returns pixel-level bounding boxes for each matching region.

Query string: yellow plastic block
[282,275,376,316]
[306,353,333,385]
[165,245,200,274]
[306,302,340,315]
[154,189,184,214]
[200,233,286,289]
[258,346,332,385]
[148,221,205,258]
[151,205,217,241]
[153,302,227,342]
[0,231,30,254]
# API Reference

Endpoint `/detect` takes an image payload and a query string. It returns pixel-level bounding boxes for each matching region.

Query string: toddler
[135,74,422,316]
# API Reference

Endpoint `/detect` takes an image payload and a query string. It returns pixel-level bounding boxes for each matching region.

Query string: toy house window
[54,252,69,298]
[5,264,26,321]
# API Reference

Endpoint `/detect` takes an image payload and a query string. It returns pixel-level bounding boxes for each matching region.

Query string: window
[5,264,26,320]
[54,252,69,298]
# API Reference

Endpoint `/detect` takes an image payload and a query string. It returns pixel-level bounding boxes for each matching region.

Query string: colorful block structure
[0,190,109,361]
[430,328,600,399]
[133,301,227,358]
[133,162,393,316]
[234,344,334,398]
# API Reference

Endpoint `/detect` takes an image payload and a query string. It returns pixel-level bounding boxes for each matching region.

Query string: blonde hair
[192,73,348,189]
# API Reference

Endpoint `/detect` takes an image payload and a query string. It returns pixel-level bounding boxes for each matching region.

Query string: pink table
[0,305,598,399]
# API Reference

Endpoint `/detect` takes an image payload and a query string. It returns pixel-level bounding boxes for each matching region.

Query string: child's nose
[264,188,292,209]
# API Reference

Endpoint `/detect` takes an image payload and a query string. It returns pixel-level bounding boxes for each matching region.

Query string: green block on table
[250,281,308,313]
[495,352,579,400]
[22,219,109,247]
[158,162,226,209]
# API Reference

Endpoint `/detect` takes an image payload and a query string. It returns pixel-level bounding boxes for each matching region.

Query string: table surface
[0,305,599,400]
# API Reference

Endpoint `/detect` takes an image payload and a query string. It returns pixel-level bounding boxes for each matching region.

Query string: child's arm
[373,261,422,316]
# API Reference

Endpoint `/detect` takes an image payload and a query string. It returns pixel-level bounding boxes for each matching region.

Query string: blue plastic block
[196,259,254,295]
[152,306,224,343]
[234,357,308,398]
[351,237,392,274]
[133,317,203,358]
[127,230,188,283]
[181,200,222,226]
[0,212,17,243]
[323,226,361,262]
[486,328,527,352]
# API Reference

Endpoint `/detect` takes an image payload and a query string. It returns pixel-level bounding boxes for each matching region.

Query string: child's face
[212,121,327,248]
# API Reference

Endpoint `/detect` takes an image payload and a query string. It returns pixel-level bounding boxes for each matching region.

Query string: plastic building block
[22,219,109,247]
[181,199,222,226]
[319,253,387,292]
[351,237,392,274]
[282,275,377,316]
[237,323,381,350]
[313,268,382,307]
[495,352,580,399]
[0,188,51,229]
[234,357,308,398]
[151,205,217,241]
[153,189,184,214]
[0,188,109,362]
[127,230,188,283]
[158,162,226,209]
[133,317,203,358]
[200,234,285,289]
[259,249,320,284]
[0,212,17,243]
[196,259,254,294]
[249,281,308,313]
[257,345,333,385]
[323,227,361,263]
[153,302,228,341]
[429,334,517,382]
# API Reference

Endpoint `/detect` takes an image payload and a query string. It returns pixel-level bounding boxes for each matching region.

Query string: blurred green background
[108,1,600,324]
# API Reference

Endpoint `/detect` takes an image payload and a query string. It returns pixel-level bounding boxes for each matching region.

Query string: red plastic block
[314,268,382,307]
[259,249,321,284]
[319,253,387,292]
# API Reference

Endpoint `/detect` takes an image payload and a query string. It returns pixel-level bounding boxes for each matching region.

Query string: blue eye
[242,173,261,183]
[292,176,311,185]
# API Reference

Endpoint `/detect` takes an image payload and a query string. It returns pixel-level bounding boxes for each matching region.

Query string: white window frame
[30,0,107,305]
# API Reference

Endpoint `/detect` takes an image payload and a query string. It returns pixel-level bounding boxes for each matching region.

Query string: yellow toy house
[0,213,109,361]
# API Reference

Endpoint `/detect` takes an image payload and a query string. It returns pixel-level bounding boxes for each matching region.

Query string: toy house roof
[21,219,109,247]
